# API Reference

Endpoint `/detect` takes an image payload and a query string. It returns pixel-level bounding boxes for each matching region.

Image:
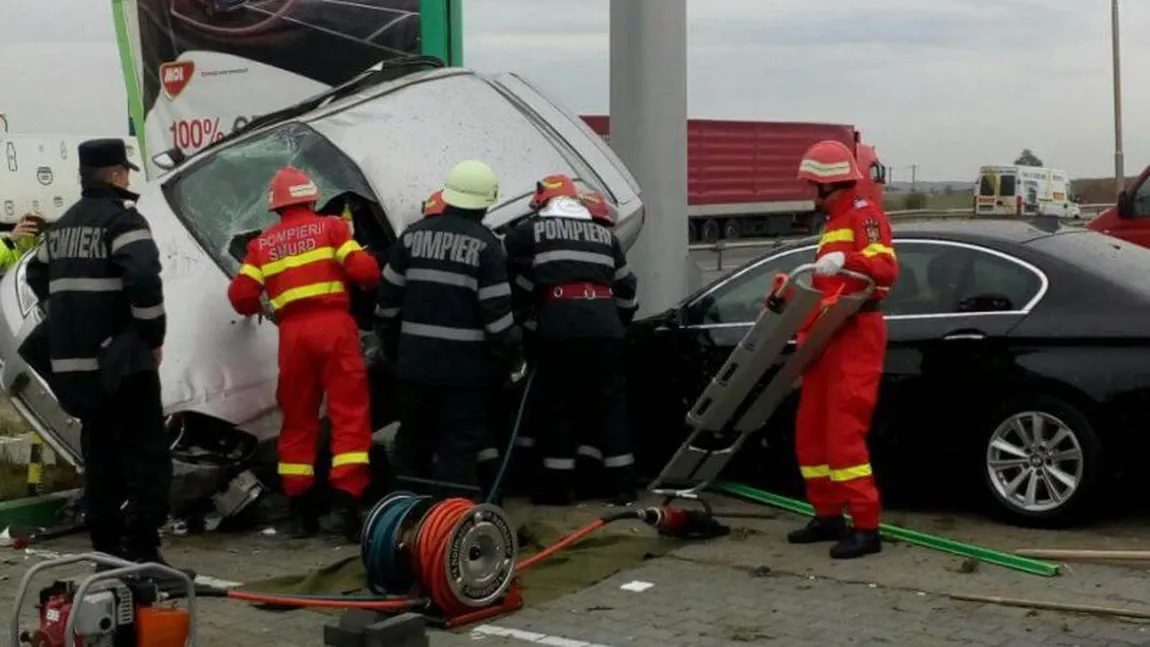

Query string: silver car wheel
[986,411,1085,514]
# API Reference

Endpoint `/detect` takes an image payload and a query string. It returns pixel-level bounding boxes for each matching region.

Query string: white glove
[814,251,845,276]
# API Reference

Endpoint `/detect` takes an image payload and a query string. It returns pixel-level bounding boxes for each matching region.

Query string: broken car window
[165,122,377,275]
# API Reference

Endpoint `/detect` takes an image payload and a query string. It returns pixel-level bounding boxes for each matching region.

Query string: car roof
[889,217,1067,246]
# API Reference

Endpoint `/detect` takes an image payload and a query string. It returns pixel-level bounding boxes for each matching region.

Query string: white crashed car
[0,62,643,513]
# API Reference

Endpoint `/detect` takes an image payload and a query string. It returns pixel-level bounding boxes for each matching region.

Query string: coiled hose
[225,366,650,611]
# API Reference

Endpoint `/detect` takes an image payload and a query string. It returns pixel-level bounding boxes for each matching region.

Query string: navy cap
[78,139,140,172]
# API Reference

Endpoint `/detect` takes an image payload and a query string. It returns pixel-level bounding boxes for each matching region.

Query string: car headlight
[14,253,38,317]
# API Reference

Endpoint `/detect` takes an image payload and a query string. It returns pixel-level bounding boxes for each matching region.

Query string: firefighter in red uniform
[227,167,381,540]
[787,140,898,559]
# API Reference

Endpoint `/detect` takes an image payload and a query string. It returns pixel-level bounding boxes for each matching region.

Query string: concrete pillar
[609,0,690,318]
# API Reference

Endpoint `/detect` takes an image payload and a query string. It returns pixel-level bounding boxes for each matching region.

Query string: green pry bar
[712,480,1060,578]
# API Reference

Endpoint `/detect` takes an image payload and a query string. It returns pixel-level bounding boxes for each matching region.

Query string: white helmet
[538,196,592,220]
[441,160,500,210]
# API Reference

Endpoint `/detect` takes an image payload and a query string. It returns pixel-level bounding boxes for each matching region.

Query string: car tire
[979,394,1104,529]
[701,219,721,244]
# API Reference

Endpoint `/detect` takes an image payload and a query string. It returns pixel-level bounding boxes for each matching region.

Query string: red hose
[515,519,606,572]
[225,590,421,610]
[413,498,476,617]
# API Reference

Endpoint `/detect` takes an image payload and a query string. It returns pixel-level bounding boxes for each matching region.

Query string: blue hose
[485,367,537,504]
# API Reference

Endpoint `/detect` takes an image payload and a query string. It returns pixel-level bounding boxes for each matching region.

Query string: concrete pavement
[4,495,1150,646]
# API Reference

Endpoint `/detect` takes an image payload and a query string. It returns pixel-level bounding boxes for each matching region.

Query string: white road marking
[20,548,243,588]
[470,624,618,647]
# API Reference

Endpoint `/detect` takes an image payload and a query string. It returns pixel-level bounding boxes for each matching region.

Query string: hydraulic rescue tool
[10,553,197,647]
[649,263,876,502]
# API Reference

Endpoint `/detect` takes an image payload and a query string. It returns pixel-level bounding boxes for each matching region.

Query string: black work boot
[287,493,320,539]
[786,516,848,544]
[830,529,882,559]
[319,491,363,543]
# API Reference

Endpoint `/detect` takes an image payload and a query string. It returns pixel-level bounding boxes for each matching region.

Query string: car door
[628,246,815,475]
[878,239,1045,484]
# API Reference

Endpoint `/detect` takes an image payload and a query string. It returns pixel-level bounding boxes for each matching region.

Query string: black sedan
[626,219,1150,528]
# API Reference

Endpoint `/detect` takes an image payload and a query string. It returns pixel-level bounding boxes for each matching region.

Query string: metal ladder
[648,263,876,501]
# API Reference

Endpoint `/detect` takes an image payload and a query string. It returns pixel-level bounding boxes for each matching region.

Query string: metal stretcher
[648,263,876,502]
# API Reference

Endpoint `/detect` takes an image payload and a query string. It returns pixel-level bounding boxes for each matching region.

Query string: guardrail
[690,204,1112,271]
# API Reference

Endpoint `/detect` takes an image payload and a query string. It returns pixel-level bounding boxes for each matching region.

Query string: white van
[975,165,1076,217]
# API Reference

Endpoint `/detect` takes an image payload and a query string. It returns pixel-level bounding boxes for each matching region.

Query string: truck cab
[1086,166,1150,247]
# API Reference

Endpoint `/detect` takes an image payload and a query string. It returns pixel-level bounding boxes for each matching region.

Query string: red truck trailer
[580,115,887,243]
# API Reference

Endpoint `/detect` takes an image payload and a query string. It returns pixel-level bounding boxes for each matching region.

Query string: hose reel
[361,492,518,618]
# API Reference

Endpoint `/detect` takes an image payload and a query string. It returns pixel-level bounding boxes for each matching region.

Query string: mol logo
[160,61,196,100]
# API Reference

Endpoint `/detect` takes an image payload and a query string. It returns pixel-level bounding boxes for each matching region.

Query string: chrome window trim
[683,238,1050,329]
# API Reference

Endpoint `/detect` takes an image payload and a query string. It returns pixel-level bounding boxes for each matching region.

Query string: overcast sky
[1,0,1145,181]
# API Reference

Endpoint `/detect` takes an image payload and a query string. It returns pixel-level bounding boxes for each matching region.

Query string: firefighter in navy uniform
[24,139,175,567]
[787,140,898,559]
[504,174,639,506]
[375,161,522,501]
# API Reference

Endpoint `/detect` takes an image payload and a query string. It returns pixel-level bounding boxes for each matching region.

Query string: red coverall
[227,206,381,499]
[795,187,898,530]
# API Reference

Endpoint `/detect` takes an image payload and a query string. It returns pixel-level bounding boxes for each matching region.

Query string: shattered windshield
[165,122,376,275]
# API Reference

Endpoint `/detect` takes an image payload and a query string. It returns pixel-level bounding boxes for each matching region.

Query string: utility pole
[1111,0,1125,197]
[610,0,689,317]
[910,164,918,190]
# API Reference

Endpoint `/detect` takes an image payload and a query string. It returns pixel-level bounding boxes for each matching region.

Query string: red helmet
[580,191,613,226]
[796,140,863,184]
[530,174,580,210]
[422,189,447,217]
[268,166,320,211]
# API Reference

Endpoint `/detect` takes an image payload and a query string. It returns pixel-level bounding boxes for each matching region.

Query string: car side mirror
[957,294,1014,313]
[151,148,186,172]
[661,307,685,329]
[1117,189,1134,219]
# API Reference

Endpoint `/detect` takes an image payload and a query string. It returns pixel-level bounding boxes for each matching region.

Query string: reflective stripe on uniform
[818,229,854,248]
[543,457,576,470]
[478,282,511,300]
[240,264,265,285]
[269,281,345,310]
[375,305,399,318]
[407,268,478,291]
[476,448,500,462]
[861,243,896,259]
[278,463,315,477]
[331,451,370,468]
[50,357,99,373]
[109,229,152,254]
[830,463,873,482]
[515,436,536,448]
[534,250,614,268]
[523,319,537,331]
[49,277,123,293]
[382,264,406,286]
[576,445,602,460]
[486,313,514,334]
[335,240,363,264]
[800,464,831,479]
[401,321,485,342]
[515,275,534,292]
[603,453,635,468]
[35,245,49,263]
[614,265,633,281]
[131,304,164,320]
[261,247,336,278]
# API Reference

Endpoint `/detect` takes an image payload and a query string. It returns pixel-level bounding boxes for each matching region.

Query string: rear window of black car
[1027,230,1150,293]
